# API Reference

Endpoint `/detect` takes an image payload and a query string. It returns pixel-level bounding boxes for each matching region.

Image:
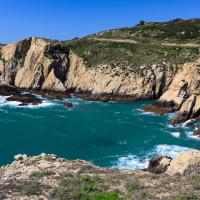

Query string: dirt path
[161,42,200,48]
[89,38,200,48]
[89,38,138,44]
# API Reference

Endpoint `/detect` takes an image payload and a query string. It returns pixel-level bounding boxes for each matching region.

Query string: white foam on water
[118,140,127,145]
[154,144,195,158]
[170,132,181,138]
[114,154,149,170]
[167,112,177,120]
[136,108,157,116]
[113,144,195,170]
[167,124,174,128]
[21,100,55,109]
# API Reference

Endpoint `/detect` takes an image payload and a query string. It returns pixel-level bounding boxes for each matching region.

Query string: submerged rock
[6,93,42,106]
[64,102,73,109]
[193,128,200,137]
[148,156,172,174]
[143,101,178,115]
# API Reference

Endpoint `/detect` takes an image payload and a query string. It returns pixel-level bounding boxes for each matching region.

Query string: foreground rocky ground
[0,151,200,200]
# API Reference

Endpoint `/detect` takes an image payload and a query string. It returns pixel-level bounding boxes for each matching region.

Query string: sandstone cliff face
[156,59,200,125]
[66,55,174,101]
[67,61,175,101]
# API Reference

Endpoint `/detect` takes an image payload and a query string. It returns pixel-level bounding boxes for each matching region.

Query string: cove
[0,95,199,169]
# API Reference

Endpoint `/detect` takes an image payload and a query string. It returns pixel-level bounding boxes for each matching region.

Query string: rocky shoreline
[0,37,199,127]
[0,151,199,200]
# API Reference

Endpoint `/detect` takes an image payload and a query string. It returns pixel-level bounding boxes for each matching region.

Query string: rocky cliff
[0,151,200,200]
[0,37,178,101]
[0,37,69,93]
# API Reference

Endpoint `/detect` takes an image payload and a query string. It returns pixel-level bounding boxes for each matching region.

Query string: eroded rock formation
[0,37,69,93]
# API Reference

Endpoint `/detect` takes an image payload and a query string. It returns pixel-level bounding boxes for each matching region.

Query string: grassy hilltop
[64,19,200,71]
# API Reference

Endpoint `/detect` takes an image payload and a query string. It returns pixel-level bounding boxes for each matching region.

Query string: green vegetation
[32,170,55,178]
[64,38,199,71]
[19,184,41,196]
[50,175,124,200]
[91,18,200,44]
[189,175,200,190]
[127,183,144,192]
[173,194,200,200]
[63,19,200,71]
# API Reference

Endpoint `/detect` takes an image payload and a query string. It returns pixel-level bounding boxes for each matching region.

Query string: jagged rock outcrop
[66,61,174,101]
[145,59,200,132]
[166,151,200,175]
[0,37,69,94]
[148,156,172,174]
[194,128,200,137]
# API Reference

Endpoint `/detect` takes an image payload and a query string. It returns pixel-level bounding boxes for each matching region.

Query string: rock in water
[148,156,172,174]
[193,128,200,137]
[6,93,42,106]
[64,102,73,109]
[143,101,178,115]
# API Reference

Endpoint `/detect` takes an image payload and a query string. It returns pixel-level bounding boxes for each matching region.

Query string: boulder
[6,93,42,106]
[148,156,172,174]
[143,101,178,115]
[14,154,27,161]
[166,151,200,175]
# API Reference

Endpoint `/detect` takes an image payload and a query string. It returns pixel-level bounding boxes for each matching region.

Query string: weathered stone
[0,85,19,96]
[148,156,172,174]
[143,101,179,115]
[193,128,200,137]
[14,154,27,161]
[166,151,200,175]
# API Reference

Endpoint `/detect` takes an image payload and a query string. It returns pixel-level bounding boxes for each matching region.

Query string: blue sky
[1,0,200,43]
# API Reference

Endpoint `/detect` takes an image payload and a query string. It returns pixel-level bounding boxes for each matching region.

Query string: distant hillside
[89,18,200,44]
[64,19,200,69]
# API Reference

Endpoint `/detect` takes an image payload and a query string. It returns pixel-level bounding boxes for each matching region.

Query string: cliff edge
[0,151,200,200]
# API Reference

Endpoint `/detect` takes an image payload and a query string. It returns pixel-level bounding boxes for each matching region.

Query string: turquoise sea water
[0,94,199,169]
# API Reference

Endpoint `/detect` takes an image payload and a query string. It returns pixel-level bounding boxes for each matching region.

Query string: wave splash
[114,144,194,170]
